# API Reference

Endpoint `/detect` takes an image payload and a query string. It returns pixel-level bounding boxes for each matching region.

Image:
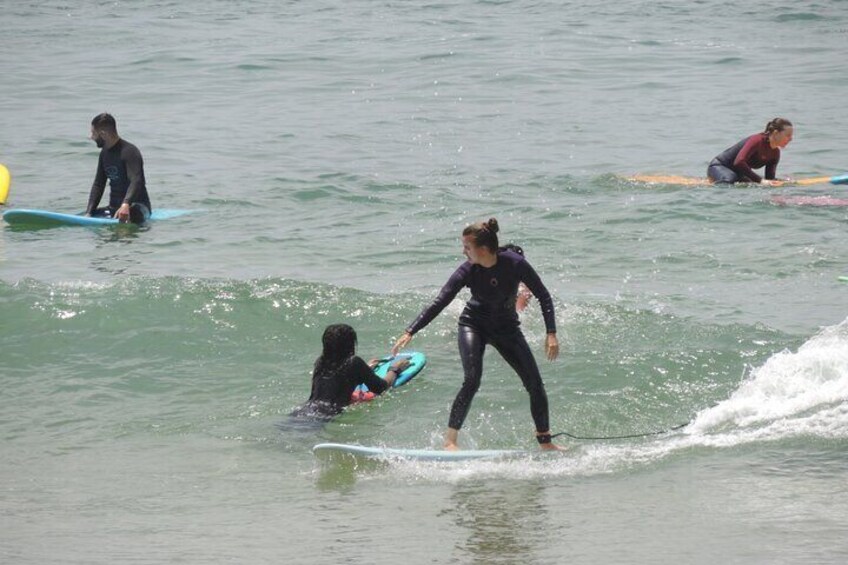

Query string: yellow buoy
[0,164,10,204]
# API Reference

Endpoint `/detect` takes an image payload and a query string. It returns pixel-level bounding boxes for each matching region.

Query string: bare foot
[444,428,459,451]
[539,442,567,452]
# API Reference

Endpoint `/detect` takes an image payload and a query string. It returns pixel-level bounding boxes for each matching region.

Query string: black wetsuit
[86,139,152,222]
[291,356,389,419]
[707,133,780,184]
[406,249,557,432]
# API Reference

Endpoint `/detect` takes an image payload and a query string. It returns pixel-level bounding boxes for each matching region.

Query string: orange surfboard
[626,173,848,187]
[626,174,709,186]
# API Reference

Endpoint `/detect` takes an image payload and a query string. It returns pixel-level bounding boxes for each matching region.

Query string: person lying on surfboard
[392,218,564,451]
[706,118,793,185]
[290,324,410,419]
[86,113,153,224]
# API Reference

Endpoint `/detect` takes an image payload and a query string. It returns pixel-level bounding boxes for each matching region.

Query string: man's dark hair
[91,113,117,133]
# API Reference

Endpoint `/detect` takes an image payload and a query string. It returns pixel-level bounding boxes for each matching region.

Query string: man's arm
[122,145,145,205]
[85,154,107,215]
[115,145,145,222]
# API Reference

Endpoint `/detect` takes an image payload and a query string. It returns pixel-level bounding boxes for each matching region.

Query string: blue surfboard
[351,351,426,403]
[3,208,195,228]
[313,443,528,461]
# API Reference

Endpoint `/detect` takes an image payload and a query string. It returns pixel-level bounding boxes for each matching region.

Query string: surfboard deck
[351,351,426,403]
[627,173,848,188]
[3,208,195,227]
[313,442,528,461]
[627,174,709,186]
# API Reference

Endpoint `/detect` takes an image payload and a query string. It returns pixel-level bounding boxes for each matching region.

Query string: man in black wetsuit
[86,113,152,223]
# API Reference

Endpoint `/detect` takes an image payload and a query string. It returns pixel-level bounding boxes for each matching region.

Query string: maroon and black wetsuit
[707,133,780,184]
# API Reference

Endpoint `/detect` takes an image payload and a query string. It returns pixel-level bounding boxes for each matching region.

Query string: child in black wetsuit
[291,324,409,419]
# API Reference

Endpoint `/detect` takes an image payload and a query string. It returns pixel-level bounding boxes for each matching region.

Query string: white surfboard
[312,442,528,461]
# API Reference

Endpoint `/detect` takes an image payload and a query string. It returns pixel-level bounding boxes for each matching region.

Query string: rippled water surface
[2,2,847,563]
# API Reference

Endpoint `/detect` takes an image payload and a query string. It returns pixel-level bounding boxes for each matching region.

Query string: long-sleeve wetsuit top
[86,139,152,214]
[713,133,779,183]
[406,249,557,336]
[304,356,389,416]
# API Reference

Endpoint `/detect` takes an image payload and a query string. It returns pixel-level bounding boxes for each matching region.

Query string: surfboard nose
[0,164,10,205]
[830,173,848,185]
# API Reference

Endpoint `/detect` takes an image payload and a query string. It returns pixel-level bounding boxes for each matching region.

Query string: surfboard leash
[551,421,688,441]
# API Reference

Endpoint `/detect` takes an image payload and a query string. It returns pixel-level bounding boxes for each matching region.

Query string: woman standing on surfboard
[392,218,563,451]
[706,118,793,185]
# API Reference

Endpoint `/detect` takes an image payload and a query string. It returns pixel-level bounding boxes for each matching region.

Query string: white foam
[688,318,848,434]
[368,318,848,482]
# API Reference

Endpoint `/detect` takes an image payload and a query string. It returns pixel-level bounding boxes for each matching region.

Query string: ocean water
[2,1,847,563]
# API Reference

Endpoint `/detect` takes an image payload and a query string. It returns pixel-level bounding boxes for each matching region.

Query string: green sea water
[2,1,847,563]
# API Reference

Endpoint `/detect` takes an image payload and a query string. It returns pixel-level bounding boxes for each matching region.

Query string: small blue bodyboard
[351,351,426,402]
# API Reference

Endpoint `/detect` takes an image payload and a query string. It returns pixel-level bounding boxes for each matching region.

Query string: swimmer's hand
[390,357,410,374]
[391,332,413,355]
[769,176,797,187]
[516,283,533,312]
[383,359,409,387]
[545,333,559,361]
[114,202,131,223]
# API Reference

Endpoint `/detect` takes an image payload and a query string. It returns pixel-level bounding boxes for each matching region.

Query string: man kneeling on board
[86,113,152,224]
